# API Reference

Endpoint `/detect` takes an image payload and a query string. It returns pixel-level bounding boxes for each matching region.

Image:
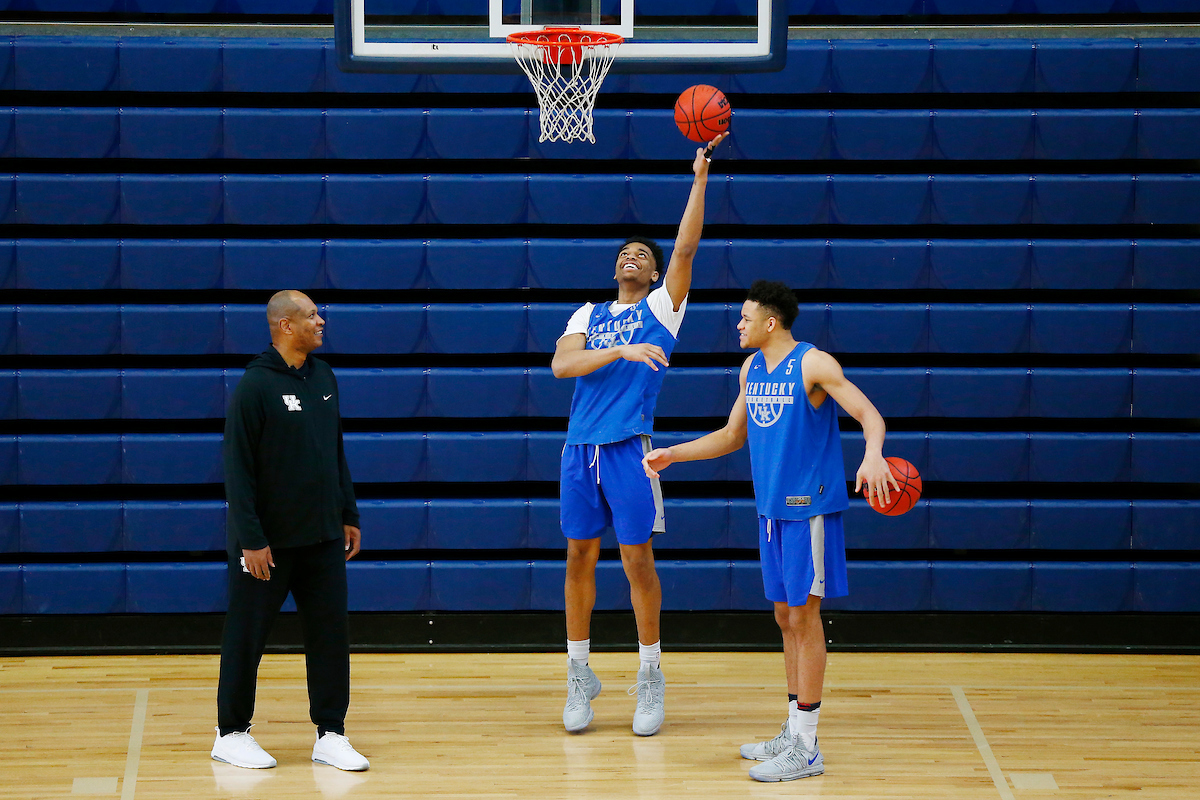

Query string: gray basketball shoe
[739,721,791,761]
[748,736,824,782]
[563,661,601,732]
[629,663,665,736]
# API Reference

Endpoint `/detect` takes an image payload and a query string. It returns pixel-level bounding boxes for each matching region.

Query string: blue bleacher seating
[1032,174,1135,225]
[18,370,122,420]
[426,174,526,225]
[831,110,933,160]
[120,175,224,225]
[729,175,828,226]
[122,304,224,355]
[325,239,424,290]
[830,40,935,94]
[1032,562,1135,612]
[1134,174,1200,224]
[932,110,1034,160]
[928,500,1030,549]
[0,565,15,613]
[1030,304,1131,354]
[824,561,932,611]
[1132,433,1200,483]
[347,562,430,611]
[931,175,1031,225]
[426,239,526,290]
[326,174,428,226]
[124,500,226,551]
[123,369,226,420]
[927,368,1029,417]
[1135,239,1200,289]
[20,502,123,553]
[321,304,424,355]
[222,39,324,93]
[529,175,628,226]
[931,40,1035,94]
[14,38,119,92]
[222,240,324,290]
[928,304,1028,354]
[336,368,425,418]
[126,563,226,613]
[0,371,13,420]
[1030,368,1132,417]
[0,436,14,485]
[325,108,424,160]
[828,239,927,290]
[931,562,1033,612]
[1034,109,1137,160]
[1029,500,1132,550]
[1031,239,1132,290]
[16,239,120,291]
[1135,563,1200,613]
[1133,501,1200,550]
[18,305,121,356]
[1035,38,1138,93]
[119,39,223,92]
[122,433,222,484]
[23,564,125,614]
[120,108,223,160]
[120,240,223,290]
[831,174,929,225]
[224,108,326,160]
[223,174,325,225]
[1133,304,1200,353]
[16,174,119,225]
[1133,369,1200,417]
[14,108,119,159]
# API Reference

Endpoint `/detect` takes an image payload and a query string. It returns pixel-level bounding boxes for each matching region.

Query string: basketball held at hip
[865,457,922,516]
[674,84,731,143]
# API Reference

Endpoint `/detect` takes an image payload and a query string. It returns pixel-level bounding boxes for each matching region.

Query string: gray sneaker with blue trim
[748,736,824,782]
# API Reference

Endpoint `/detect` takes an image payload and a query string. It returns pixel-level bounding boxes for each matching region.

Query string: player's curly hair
[746,280,799,330]
[620,236,666,277]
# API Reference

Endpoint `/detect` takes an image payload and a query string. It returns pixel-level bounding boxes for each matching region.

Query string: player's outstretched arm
[803,348,898,506]
[643,355,750,477]
[552,332,670,379]
[664,131,729,311]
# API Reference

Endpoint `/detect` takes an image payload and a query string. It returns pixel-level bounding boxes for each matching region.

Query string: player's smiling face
[614,243,658,286]
[737,300,773,349]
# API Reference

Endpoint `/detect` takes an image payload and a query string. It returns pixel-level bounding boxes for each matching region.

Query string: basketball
[865,457,922,516]
[674,84,731,143]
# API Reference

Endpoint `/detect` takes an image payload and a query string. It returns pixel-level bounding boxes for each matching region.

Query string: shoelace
[759,723,791,755]
[565,672,591,709]
[320,734,356,753]
[627,674,663,708]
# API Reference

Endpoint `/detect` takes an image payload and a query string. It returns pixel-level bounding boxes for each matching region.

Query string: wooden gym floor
[2,651,1198,800]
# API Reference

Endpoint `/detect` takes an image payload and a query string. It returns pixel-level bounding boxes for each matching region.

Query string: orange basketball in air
[674,84,731,143]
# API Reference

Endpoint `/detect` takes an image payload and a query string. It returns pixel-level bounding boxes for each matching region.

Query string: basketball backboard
[334,0,788,74]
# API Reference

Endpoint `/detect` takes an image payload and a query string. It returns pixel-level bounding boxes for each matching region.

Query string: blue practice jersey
[745,342,850,520]
[565,288,681,445]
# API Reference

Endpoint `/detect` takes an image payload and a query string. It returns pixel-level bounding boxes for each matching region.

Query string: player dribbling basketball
[642,280,897,781]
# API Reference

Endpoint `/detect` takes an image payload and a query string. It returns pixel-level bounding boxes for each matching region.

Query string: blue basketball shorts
[560,434,665,546]
[758,512,849,606]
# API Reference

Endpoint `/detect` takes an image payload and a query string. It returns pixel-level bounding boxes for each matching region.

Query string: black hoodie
[223,346,360,555]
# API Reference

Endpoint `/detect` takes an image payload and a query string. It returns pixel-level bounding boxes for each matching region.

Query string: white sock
[638,640,661,670]
[567,638,590,665]
[788,700,820,749]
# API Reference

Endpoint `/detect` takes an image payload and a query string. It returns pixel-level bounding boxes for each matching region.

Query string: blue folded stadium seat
[1132,500,1200,550]
[930,40,1035,94]
[343,432,425,483]
[14,108,118,159]
[122,433,222,484]
[17,239,120,291]
[526,432,567,482]
[730,561,773,611]
[529,561,567,610]
[1132,433,1200,483]
[526,499,561,550]
[526,368,574,418]
[791,302,827,348]
[1031,239,1133,290]
[1136,109,1200,159]
[1030,368,1131,418]
[526,239,619,290]
[329,174,432,226]
[1030,304,1132,354]
[529,300,579,353]
[19,369,121,420]
[676,303,733,353]
[355,499,426,550]
[124,500,225,551]
[1030,499,1132,550]
[928,239,1029,290]
[1033,174,1135,225]
[322,48,420,95]
[1030,433,1131,483]
[347,562,430,612]
[427,432,526,482]
[1133,304,1200,353]
[0,436,15,485]
[928,499,1029,549]
[320,305,424,355]
[20,501,123,553]
[657,561,732,611]
[334,368,424,418]
[824,561,932,611]
[927,368,1028,417]
[656,368,733,418]
[1133,368,1200,417]
[23,564,125,614]
[222,39,325,93]
[223,240,324,290]
[0,241,11,289]
[224,108,325,160]
[426,108,527,160]
[123,369,225,420]
[728,175,828,226]
[16,174,119,225]
[831,110,933,160]
[828,239,928,290]
[844,367,928,417]
[426,303,526,354]
[325,239,425,290]
[727,239,825,289]
[430,561,530,611]
[532,109,630,161]
[223,305,268,355]
[1036,39,1137,93]
[1035,110,1137,160]
[426,239,526,290]
[1033,562,1134,612]
[120,174,224,226]
[830,303,927,353]
[427,499,527,549]
[126,563,226,613]
[14,37,119,92]
[0,370,13,420]
[682,109,829,163]
[121,239,223,290]
[119,39,222,92]
[426,368,526,418]
[931,562,1032,612]
[831,174,929,225]
[324,109,425,160]
[930,175,1031,225]
[120,108,223,159]
[1134,175,1200,224]
[18,305,121,356]
[844,500,929,549]
[426,174,526,225]
[122,304,224,355]
[0,565,17,613]
[659,499,731,550]
[831,40,934,94]
[926,432,1028,482]
[733,41,830,94]
[1135,563,1200,612]
[1133,38,1200,93]
[224,175,325,225]
[928,304,1027,353]
[931,110,1034,160]
[631,174,730,226]
[1134,239,1200,289]
[528,174,628,226]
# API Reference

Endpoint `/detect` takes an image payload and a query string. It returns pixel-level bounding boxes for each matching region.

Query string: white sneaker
[563,661,602,732]
[740,721,792,761]
[629,663,665,736]
[748,736,824,782]
[312,732,370,772]
[211,727,276,769]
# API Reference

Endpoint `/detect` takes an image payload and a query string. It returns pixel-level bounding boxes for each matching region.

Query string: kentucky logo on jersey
[746,381,795,427]
[587,307,645,350]
[282,394,302,412]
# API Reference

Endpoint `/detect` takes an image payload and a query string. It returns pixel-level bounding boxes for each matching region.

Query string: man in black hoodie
[212,290,369,772]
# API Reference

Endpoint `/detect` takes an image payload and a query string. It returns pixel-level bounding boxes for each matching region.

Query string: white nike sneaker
[312,732,370,772]
[211,727,276,769]
[748,736,824,782]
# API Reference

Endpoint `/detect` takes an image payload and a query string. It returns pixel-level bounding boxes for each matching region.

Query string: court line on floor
[121,689,148,800]
[951,686,1014,800]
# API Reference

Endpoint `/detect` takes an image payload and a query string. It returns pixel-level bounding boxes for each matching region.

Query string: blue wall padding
[16,239,120,289]
[931,562,1033,611]
[823,562,932,611]
[1032,562,1135,612]
[1132,500,1200,550]
[126,563,225,613]
[347,561,430,611]
[19,435,121,484]
[20,502,123,553]
[124,500,226,551]
[928,500,1030,549]
[430,561,530,611]
[0,565,19,614]
[19,370,122,420]
[122,433,223,484]
[1029,500,1133,550]
[23,564,125,613]
[1134,563,1200,612]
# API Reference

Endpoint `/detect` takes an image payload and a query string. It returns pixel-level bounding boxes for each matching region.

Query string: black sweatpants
[217,537,349,737]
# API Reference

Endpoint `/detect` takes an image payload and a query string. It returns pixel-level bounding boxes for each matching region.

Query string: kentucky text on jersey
[588,311,645,348]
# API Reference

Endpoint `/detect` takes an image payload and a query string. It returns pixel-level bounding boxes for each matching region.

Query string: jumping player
[642,280,896,780]
[553,132,727,736]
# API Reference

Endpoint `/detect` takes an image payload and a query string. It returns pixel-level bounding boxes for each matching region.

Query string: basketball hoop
[507,27,623,144]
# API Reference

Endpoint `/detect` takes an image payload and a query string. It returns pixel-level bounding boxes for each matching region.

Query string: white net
[509,30,621,144]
